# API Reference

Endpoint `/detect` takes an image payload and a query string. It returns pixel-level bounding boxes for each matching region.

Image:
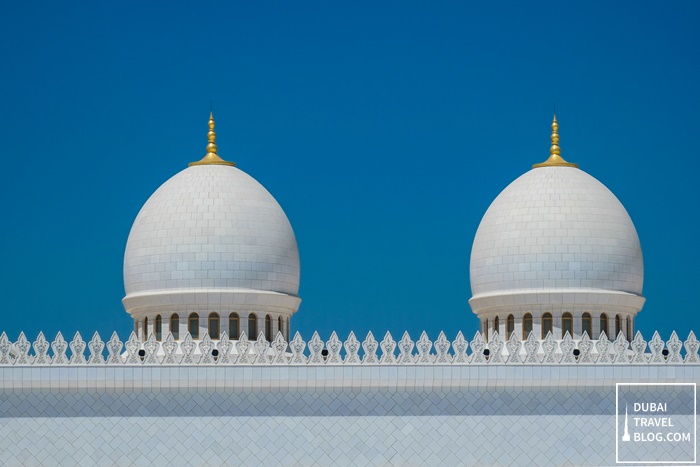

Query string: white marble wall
[0,364,698,466]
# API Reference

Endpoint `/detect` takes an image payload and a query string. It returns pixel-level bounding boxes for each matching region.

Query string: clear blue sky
[0,1,698,343]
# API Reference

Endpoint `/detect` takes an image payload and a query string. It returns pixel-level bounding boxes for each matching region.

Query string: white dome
[470,166,643,298]
[123,164,300,300]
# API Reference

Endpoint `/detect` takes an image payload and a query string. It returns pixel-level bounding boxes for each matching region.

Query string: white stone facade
[0,329,698,466]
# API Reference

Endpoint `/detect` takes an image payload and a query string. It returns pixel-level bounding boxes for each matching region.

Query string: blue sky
[0,1,698,343]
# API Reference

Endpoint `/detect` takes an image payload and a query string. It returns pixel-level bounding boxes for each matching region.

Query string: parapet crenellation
[0,329,698,366]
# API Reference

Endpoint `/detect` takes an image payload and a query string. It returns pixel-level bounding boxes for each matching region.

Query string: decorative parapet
[0,330,697,366]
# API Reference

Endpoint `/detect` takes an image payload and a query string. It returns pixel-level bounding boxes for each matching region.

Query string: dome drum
[471,289,643,341]
[132,309,290,344]
[479,308,637,342]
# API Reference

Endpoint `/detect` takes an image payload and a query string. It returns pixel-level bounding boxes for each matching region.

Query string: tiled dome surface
[470,167,643,297]
[124,165,299,297]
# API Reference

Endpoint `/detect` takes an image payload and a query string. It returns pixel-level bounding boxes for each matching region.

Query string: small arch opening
[522,313,533,339]
[188,313,199,339]
[542,313,553,337]
[562,313,573,338]
[248,313,257,339]
[615,315,622,338]
[582,312,592,337]
[171,314,179,340]
[599,313,608,339]
[494,316,500,338]
[265,315,272,341]
[506,314,515,339]
[278,316,283,339]
[208,312,220,340]
[144,316,148,340]
[229,313,239,339]
[155,315,162,341]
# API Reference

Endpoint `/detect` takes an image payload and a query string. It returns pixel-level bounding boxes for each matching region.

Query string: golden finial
[188,112,236,167]
[532,114,578,169]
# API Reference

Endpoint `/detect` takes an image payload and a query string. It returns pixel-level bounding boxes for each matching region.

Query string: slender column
[271,315,279,340]
[553,314,562,340]
[494,317,499,340]
[533,316,541,340]
[254,315,263,340]
[220,315,229,339]
[592,315,600,340]
[199,314,207,339]
[626,316,633,341]
[179,314,187,340]
[573,312,582,340]
[514,316,523,340]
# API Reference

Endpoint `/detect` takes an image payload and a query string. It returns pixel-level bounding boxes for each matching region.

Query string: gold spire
[532,114,578,169]
[188,112,236,167]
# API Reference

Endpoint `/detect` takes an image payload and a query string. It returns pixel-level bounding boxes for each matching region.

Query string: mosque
[0,113,696,466]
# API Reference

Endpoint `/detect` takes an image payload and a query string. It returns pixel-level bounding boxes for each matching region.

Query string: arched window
[248,313,257,339]
[265,315,272,341]
[208,312,220,340]
[155,315,162,341]
[522,313,533,340]
[494,316,500,338]
[278,316,283,339]
[599,314,608,339]
[144,316,148,340]
[171,314,179,340]
[542,313,553,338]
[615,315,622,338]
[229,313,239,339]
[582,313,592,337]
[188,313,199,339]
[506,314,515,339]
[482,319,489,341]
[562,313,573,338]
[626,316,632,341]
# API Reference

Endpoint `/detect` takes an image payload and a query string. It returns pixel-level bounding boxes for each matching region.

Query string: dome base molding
[123,288,301,317]
[469,288,645,316]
